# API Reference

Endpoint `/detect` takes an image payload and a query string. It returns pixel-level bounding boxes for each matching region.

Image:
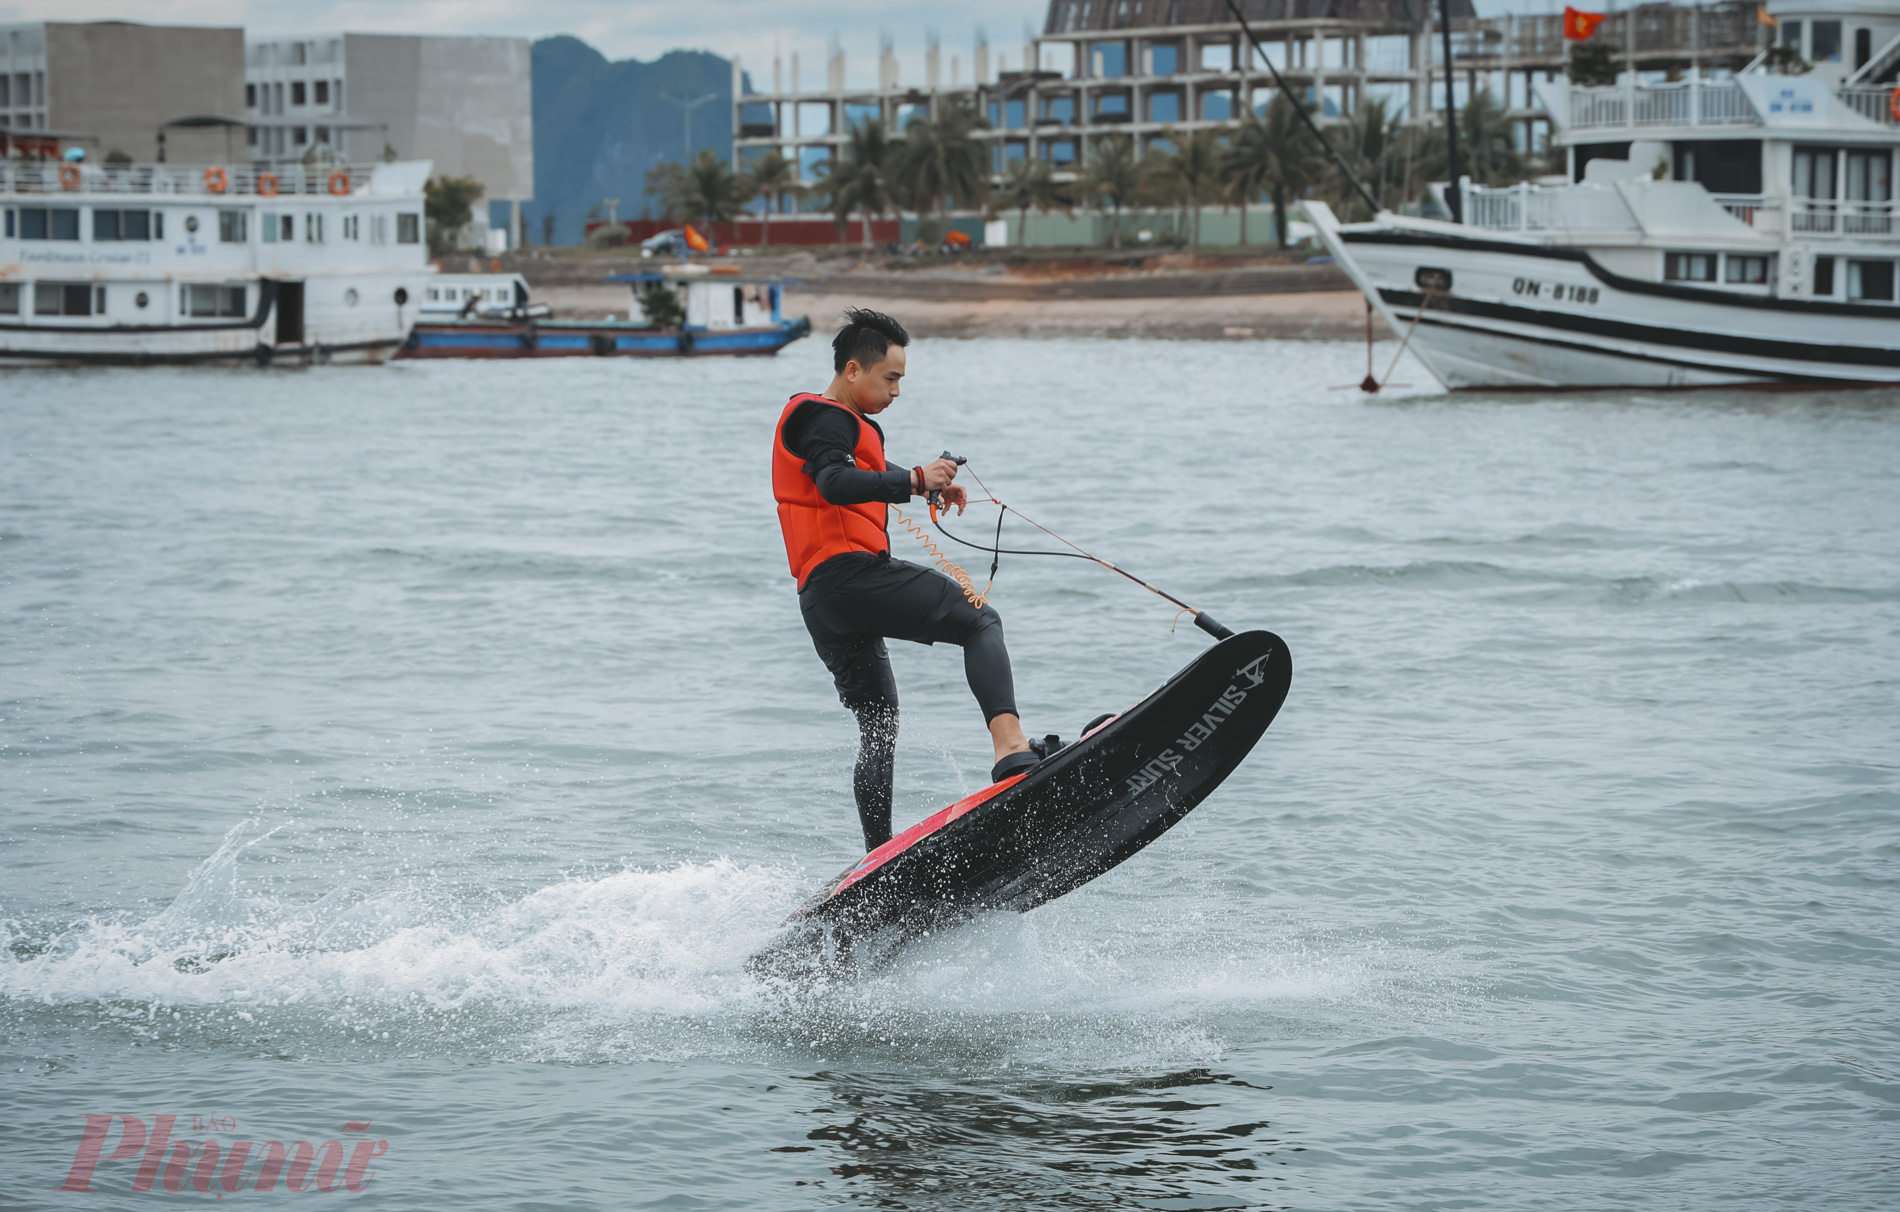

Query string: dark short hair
[832,307,910,373]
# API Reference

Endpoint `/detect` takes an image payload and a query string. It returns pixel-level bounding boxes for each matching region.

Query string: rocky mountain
[502,36,743,246]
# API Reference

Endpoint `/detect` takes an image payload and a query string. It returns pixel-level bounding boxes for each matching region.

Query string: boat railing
[1464,181,1639,233]
[1567,80,1757,131]
[1834,85,1900,127]
[1789,197,1897,238]
[1711,193,1783,233]
[0,162,375,197]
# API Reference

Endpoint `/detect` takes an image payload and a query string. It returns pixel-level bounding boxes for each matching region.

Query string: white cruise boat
[1311,10,1900,391]
[1,156,433,366]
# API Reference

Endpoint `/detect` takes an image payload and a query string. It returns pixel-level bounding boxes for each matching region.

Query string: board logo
[1234,650,1275,688]
[1125,647,1275,795]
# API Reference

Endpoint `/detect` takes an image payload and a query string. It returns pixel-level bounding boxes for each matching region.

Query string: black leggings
[799,553,1017,850]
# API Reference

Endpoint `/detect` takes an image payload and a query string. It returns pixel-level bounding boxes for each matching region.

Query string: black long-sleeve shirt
[781,397,914,506]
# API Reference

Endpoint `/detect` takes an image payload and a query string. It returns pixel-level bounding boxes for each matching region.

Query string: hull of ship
[1308,204,1900,391]
[398,317,811,360]
[0,273,420,369]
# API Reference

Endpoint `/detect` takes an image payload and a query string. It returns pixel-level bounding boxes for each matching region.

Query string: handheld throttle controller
[926,451,967,517]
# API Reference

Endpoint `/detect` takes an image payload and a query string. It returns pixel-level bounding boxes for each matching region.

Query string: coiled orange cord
[891,505,991,610]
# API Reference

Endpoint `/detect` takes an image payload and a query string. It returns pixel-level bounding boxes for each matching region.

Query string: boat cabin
[611,266,784,331]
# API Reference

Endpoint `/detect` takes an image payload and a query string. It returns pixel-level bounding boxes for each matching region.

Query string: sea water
[2,342,1895,1210]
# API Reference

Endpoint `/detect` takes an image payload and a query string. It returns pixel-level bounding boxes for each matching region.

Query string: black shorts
[798,551,1014,719]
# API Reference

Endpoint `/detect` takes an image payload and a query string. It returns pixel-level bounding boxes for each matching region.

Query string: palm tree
[1401,89,1530,202]
[1227,96,1322,249]
[1076,135,1140,249]
[643,160,692,222]
[1459,89,1524,187]
[740,148,801,247]
[1329,96,1405,221]
[898,100,990,223]
[1171,128,1226,248]
[818,119,903,248]
[1135,144,1188,240]
[682,149,754,231]
[998,157,1071,246]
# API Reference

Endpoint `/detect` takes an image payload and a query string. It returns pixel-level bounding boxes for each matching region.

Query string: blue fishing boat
[398,266,810,359]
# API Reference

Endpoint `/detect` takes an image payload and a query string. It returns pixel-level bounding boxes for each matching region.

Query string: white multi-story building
[244,33,533,249]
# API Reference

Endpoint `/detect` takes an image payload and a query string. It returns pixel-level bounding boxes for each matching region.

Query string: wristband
[912,466,924,496]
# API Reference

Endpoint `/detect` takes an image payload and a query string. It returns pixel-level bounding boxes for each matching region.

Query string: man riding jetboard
[772,308,1060,853]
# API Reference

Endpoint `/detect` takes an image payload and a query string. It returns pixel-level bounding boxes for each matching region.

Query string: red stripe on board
[827,774,1028,900]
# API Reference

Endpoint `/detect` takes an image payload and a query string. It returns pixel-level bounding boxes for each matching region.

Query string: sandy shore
[534,283,1384,341]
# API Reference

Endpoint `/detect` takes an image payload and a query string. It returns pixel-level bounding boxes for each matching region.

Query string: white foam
[3,818,1417,1066]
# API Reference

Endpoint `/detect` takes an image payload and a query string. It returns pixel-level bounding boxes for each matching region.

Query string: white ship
[1311,4,1900,391]
[1,154,432,366]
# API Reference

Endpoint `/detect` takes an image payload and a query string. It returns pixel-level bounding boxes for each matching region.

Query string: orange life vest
[773,393,892,586]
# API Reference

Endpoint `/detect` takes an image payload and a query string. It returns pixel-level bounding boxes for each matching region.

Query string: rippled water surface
[3,342,1897,1210]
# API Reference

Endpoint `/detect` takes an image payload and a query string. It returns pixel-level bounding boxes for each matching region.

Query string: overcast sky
[1,0,1581,92]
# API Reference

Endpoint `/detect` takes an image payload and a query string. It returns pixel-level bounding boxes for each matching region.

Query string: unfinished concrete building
[732,0,1773,185]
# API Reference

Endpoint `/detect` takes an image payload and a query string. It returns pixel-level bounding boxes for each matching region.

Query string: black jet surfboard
[749,628,1292,980]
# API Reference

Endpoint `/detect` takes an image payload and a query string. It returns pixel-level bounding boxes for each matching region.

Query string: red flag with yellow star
[1564,6,1609,40]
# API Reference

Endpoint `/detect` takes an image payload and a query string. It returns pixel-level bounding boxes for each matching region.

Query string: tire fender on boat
[676,329,695,355]
[519,323,539,351]
[590,333,616,357]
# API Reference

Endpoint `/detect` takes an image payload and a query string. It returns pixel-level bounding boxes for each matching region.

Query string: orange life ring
[58,163,81,190]
[257,172,279,197]
[204,166,228,194]
[327,171,351,197]
[1890,86,1900,123]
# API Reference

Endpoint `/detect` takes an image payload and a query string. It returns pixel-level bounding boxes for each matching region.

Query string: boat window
[1844,151,1891,202]
[1780,21,1802,52]
[1671,140,1762,195]
[1847,260,1895,302]
[19,207,79,240]
[92,209,142,241]
[292,81,306,107]
[182,284,247,317]
[305,213,323,243]
[1724,255,1769,285]
[397,213,420,244]
[1857,28,1873,70]
[1792,148,1836,200]
[734,285,745,324]
[1811,21,1842,63]
[1664,253,1716,282]
[1814,256,1836,297]
[0,283,19,315]
[218,210,248,243]
[34,282,96,316]
[4,209,11,239]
